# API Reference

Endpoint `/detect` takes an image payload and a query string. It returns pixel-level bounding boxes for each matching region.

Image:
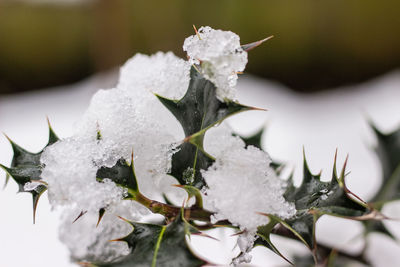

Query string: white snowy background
[1,69,400,266]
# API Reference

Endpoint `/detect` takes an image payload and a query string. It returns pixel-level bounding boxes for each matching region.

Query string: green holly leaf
[360,124,400,240]
[95,210,206,267]
[255,217,293,265]
[96,155,139,199]
[234,127,265,150]
[277,151,369,254]
[370,125,400,205]
[156,66,256,188]
[0,119,59,223]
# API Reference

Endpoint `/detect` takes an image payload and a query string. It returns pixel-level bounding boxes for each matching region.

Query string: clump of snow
[118,52,190,100]
[233,232,257,265]
[202,123,296,263]
[41,52,189,212]
[203,143,295,230]
[183,26,248,101]
[41,137,127,212]
[23,181,44,192]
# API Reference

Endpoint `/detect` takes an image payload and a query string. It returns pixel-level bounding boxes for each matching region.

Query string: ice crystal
[183,26,248,100]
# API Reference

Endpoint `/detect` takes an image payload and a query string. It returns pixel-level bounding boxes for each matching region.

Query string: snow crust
[183,26,248,100]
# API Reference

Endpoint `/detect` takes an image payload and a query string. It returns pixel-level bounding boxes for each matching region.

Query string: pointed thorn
[334,148,338,163]
[193,25,201,40]
[256,211,270,217]
[130,150,134,165]
[183,135,192,143]
[231,230,246,237]
[96,208,106,227]
[340,154,350,183]
[117,215,130,223]
[345,187,366,204]
[192,232,220,241]
[3,175,10,190]
[249,106,267,111]
[3,132,13,144]
[109,238,124,243]
[72,210,87,224]
[242,35,274,52]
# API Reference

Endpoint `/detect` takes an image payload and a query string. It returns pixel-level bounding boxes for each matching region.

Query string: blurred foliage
[0,0,400,93]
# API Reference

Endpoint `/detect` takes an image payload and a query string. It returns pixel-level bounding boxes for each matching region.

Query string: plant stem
[130,192,213,222]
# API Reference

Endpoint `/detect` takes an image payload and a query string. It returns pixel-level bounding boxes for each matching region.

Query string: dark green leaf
[156,66,255,188]
[282,151,369,250]
[97,157,139,198]
[1,120,58,222]
[96,210,206,267]
[169,142,214,188]
[234,127,265,150]
[370,125,400,204]
[255,217,293,265]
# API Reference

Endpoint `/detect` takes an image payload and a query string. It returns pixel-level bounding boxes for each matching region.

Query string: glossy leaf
[1,120,59,222]
[96,156,139,198]
[280,152,369,252]
[370,125,400,204]
[96,210,206,267]
[156,66,254,188]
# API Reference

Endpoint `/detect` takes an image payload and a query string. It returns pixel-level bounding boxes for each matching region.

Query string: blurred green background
[0,0,399,94]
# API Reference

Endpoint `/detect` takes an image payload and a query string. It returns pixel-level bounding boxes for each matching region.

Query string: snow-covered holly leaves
[156,66,259,188]
[0,119,58,223]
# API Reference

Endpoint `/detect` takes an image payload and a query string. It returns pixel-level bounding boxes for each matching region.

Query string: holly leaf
[96,155,139,199]
[272,151,370,257]
[95,210,206,267]
[370,125,400,205]
[255,217,294,265]
[0,119,59,223]
[359,124,400,239]
[234,127,265,150]
[156,66,256,188]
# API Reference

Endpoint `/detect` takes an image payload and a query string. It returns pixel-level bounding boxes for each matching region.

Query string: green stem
[128,192,213,222]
